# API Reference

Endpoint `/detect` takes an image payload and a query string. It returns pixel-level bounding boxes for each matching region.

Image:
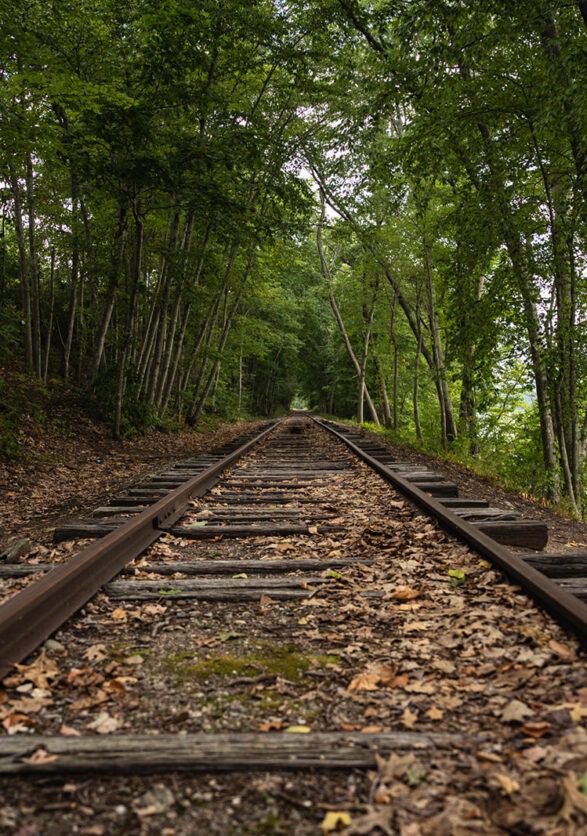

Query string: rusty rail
[0,420,280,677]
[314,417,587,646]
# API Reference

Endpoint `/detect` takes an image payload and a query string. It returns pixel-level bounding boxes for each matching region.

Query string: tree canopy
[1,0,586,513]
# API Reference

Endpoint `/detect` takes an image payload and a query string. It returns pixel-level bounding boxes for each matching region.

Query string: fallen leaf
[426,707,443,721]
[448,568,465,587]
[124,655,144,666]
[493,772,520,795]
[142,604,167,616]
[347,664,396,693]
[501,699,534,723]
[84,644,108,663]
[321,811,351,833]
[548,640,575,660]
[87,712,121,734]
[2,713,36,734]
[387,585,420,601]
[402,707,418,729]
[284,725,311,733]
[561,772,587,819]
[111,608,128,622]
[59,725,81,737]
[308,525,319,535]
[476,751,503,763]
[258,720,285,732]
[22,748,59,765]
[323,569,344,579]
[15,653,60,689]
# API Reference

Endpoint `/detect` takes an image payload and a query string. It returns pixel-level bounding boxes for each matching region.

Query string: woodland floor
[0,412,586,834]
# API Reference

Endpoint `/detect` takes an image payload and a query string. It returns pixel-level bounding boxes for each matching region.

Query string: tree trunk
[316,190,380,425]
[89,203,128,385]
[25,153,42,376]
[8,166,33,371]
[43,247,56,383]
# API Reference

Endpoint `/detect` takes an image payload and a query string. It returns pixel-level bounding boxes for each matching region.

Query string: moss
[163,643,339,683]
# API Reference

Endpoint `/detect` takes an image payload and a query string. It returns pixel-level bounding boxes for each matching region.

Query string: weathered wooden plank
[106,587,312,601]
[402,473,445,483]
[438,499,490,508]
[412,482,458,497]
[522,553,587,577]
[0,539,31,563]
[0,564,52,577]
[0,731,468,774]
[126,558,372,575]
[53,521,119,541]
[170,523,343,539]
[473,521,548,550]
[208,493,315,503]
[108,576,326,593]
[224,481,328,489]
[552,579,587,600]
[451,508,520,522]
[93,506,148,517]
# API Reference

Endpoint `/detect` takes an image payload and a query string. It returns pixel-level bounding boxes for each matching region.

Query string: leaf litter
[0,421,586,833]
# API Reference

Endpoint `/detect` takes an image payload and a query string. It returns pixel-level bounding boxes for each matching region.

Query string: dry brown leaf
[59,724,81,737]
[493,772,520,795]
[426,707,443,721]
[84,644,108,662]
[2,712,36,734]
[522,745,548,763]
[501,699,534,723]
[8,696,52,714]
[111,608,128,622]
[548,639,575,659]
[66,667,104,688]
[22,748,59,765]
[387,585,420,601]
[258,720,285,732]
[402,707,418,729]
[561,771,587,820]
[142,604,167,616]
[475,751,503,763]
[87,712,121,734]
[347,663,396,693]
[15,653,60,689]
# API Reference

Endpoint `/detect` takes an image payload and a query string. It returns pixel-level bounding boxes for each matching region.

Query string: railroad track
[0,415,586,805]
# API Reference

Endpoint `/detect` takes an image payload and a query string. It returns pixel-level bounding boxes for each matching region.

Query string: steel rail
[314,417,587,646]
[0,420,281,677]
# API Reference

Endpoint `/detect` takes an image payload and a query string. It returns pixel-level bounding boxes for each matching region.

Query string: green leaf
[323,569,343,579]
[579,772,587,796]
[448,568,465,587]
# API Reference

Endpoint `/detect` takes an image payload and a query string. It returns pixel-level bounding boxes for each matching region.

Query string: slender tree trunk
[43,247,56,383]
[25,153,42,376]
[89,202,128,385]
[188,253,253,425]
[8,166,33,370]
[316,191,380,425]
[114,208,143,439]
[413,328,423,442]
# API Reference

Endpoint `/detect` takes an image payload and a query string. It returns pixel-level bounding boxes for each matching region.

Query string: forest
[0,0,586,515]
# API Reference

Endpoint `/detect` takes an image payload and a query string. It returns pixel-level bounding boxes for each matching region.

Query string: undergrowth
[332,416,584,522]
